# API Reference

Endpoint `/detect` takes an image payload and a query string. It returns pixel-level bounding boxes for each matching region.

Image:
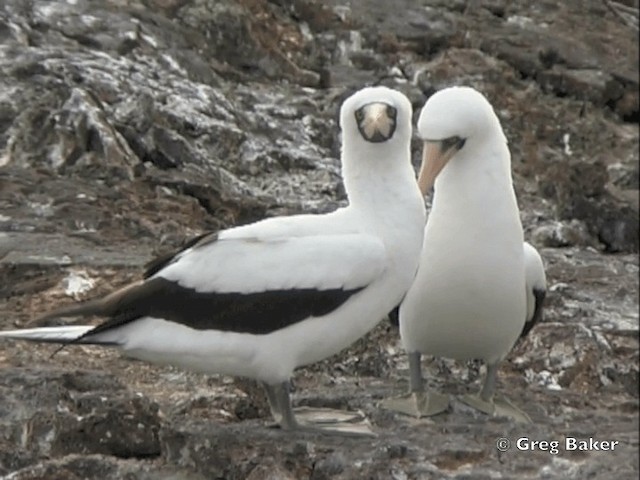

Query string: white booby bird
[0,86,426,433]
[382,86,546,422]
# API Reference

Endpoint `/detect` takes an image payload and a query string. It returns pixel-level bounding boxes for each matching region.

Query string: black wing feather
[79,277,364,341]
[519,288,546,339]
[143,232,219,279]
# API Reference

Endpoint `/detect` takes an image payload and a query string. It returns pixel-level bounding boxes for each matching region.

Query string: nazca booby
[0,86,426,434]
[382,86,546,423]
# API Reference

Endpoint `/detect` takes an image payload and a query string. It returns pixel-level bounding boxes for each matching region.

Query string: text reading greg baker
[496,436,621,455]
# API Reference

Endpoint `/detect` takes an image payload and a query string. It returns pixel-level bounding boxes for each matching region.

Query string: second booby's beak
[417,136,466,195]
[355,102,397,143]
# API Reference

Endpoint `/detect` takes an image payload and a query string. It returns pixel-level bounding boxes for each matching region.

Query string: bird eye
[354,109,365,123]
[440,136,466,152]
[386,105,397,120]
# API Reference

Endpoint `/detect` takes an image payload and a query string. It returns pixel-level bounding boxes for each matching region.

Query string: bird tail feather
[0,326,100,344]
[26,279,146,327]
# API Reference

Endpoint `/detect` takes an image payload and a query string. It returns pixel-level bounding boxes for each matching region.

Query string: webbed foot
[458,393,531,423]
[380,391,450,418]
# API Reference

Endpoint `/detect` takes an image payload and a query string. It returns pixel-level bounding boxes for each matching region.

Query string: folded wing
[2,230,387,344]
[521,242,547,338]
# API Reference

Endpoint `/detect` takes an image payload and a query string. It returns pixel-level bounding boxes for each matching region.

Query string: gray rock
[538,157,639,252]
[532,220,597,248]
[0,368,161,475]
[3,454,206,480]
[608,161,640,190]
[469,2,639,121]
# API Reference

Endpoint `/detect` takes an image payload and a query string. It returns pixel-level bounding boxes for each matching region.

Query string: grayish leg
[459,361,531,423]
[273,381,299,431]
[261,382,283,425]
[380,351,449,418]
[480,362,498,401]
[265,381,375,436]
[408,351,424,392]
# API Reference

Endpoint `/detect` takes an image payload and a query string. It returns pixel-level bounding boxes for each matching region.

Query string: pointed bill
[417,141,450,195]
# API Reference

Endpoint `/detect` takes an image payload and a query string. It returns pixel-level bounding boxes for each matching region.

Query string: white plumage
[384,86,546,422]
[1,86,426,433]
[161,231,386,293]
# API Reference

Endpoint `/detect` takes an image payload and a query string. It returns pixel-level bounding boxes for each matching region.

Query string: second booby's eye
[440,135,466,153]
[354,108,365,123]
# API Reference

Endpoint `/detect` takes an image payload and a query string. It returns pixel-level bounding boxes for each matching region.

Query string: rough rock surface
[0,0,638,478]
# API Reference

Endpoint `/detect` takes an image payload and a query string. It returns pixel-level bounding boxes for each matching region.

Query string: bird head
[416,86,506,194]
[340,86,412,149]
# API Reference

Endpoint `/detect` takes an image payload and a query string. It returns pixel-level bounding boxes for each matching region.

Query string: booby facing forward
[382,86,546,422]
[0,87,426,433]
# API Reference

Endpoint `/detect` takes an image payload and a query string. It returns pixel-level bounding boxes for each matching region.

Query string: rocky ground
[0,0,638,478]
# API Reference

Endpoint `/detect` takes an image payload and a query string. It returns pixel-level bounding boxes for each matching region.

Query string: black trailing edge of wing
[520,288,546,339]
[78,278,364,341]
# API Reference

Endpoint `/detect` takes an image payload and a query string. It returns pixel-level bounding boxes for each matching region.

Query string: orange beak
[417,141,453,195]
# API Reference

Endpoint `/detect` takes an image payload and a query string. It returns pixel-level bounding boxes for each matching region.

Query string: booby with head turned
[1,86,426,434]
[382,86,546,422]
